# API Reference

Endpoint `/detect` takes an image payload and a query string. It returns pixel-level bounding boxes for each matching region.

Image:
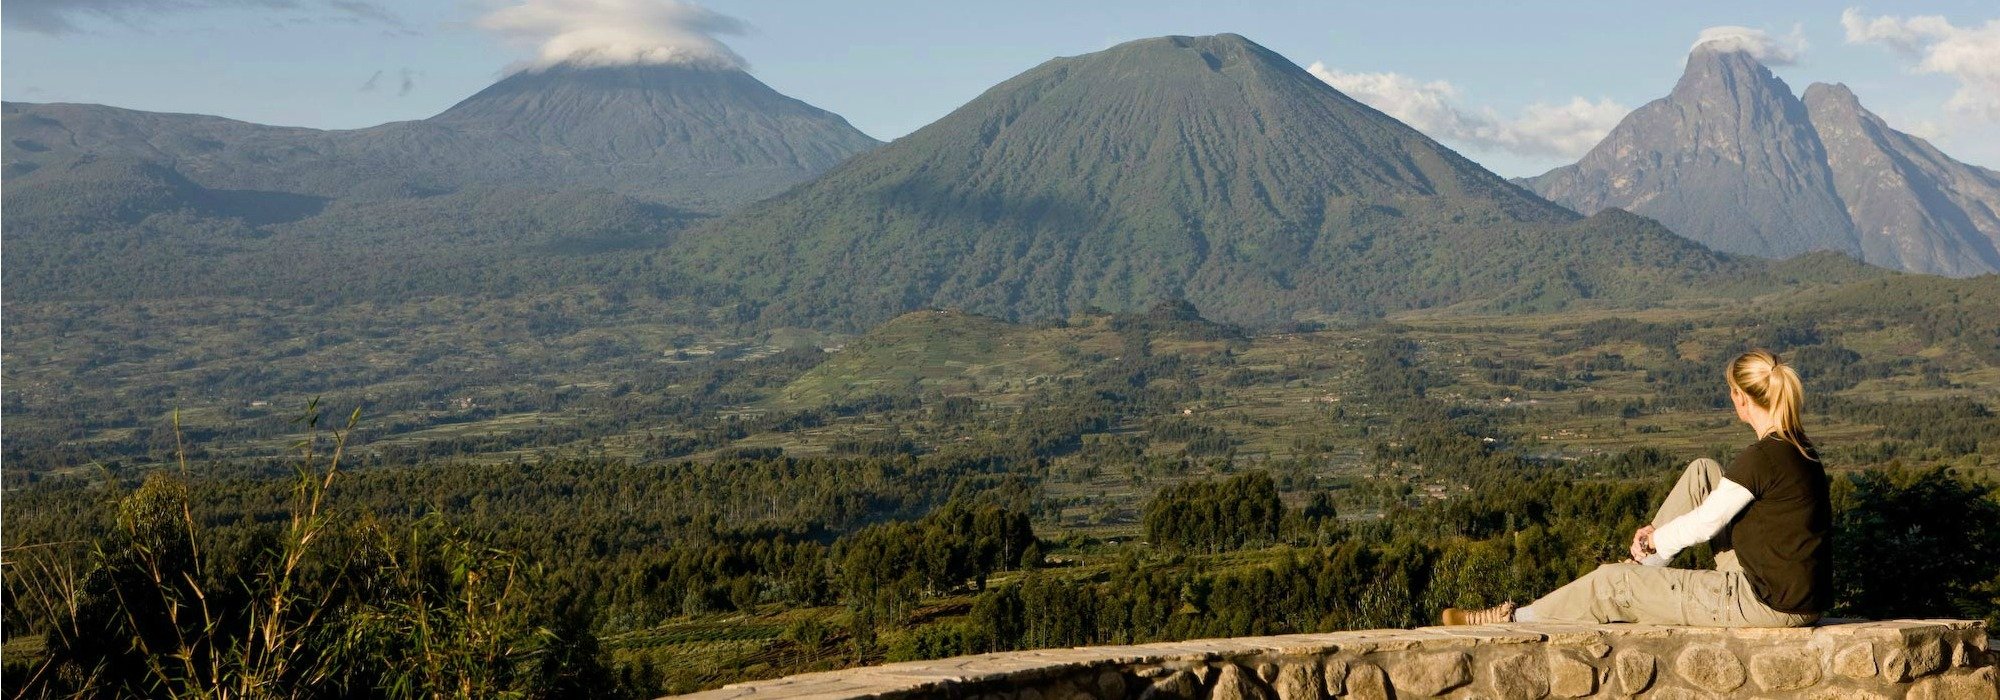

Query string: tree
[1833,465,2000,622]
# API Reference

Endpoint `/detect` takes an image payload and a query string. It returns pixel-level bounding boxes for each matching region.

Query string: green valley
[8,279,1998,694]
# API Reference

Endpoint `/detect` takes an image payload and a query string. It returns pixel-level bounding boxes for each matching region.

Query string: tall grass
[2,401,609,699]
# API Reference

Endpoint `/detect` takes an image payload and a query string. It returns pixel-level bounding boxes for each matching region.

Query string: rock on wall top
[670,620,1996,699]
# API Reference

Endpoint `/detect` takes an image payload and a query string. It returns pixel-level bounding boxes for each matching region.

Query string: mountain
[1522,47,2000,277]
[1521,45,1859,261]
[1801,83,2000,276]
[412,63,882,211]
[2,62,881,302]
[2,63,879,213]
[669,34,1742,330]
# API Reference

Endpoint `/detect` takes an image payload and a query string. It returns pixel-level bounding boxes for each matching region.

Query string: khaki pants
[1517,459,1819,627]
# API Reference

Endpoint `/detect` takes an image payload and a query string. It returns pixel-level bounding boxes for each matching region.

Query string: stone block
[1272,662,1322,700]
[1582,641,1611,659]
[1833,642,1878,678]
[1909,667,2000,700]
[1749,647,1821,691]
[1343,662,1388,700]
[1094,671,1126,699]
[1674,643,1746,693]
[1888,648,1916,683]
[1956,639,1978,668]
[1912,634,1952,678]
[1137,670,1199,700]
[1547,651,1595,697]
[1386,652,1470,697]
[1321,659,1348,696]
[1057,682,1100,700]
[1885,638,1950,684]
[1194,664,1219,685]
[1485,652,1550,700]
[1614,649,1656,695]
[1212,664,1273,700]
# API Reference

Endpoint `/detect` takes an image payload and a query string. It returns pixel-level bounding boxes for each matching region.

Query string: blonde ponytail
[1727,349,1811,457]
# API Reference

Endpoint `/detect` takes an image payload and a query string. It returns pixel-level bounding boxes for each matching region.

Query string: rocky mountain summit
[1523,46,2000,276]
[1522,46,1858,261]
[1803,83,2000,277]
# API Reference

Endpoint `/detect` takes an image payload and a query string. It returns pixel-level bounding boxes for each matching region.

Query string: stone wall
[674,620,1995,699]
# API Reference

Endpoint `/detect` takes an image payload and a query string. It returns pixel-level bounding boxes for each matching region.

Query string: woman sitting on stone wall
[1442,349,1832,627]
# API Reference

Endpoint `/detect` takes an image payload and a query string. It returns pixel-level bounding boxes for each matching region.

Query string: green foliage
[885,621,991,662]
[1108,300,1245,341]
[4,405,619,699]
[836,502,1038,615]
[1822,398,2000,463]
[1832,465,2000,623]
[1142,472,1282,553]
[1788,274,2000,364]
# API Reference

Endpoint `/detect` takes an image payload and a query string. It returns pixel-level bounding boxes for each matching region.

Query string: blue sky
[6,1,1998,177]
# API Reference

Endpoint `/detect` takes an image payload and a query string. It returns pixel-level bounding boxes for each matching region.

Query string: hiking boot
[1439,601,1515,626]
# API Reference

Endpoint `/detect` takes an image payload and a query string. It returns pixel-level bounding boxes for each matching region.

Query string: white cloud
[1306,66,1478,139]
[1840,9,1952,56]
[1305,62,1627,160]
[1843,8,2000,119]
[1502,98,1632,157]
[1691,25,1807,66]
[475,0,749,71]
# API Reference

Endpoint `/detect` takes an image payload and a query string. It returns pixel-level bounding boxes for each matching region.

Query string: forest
[5,296,2000,697]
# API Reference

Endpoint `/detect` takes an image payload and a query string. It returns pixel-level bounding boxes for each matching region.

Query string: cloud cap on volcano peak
[475,0,749,71]
[1691,25,1807,65]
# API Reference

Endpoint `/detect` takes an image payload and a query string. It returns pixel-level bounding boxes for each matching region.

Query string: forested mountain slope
[667,34,1760,330]
[3,63,878,211]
